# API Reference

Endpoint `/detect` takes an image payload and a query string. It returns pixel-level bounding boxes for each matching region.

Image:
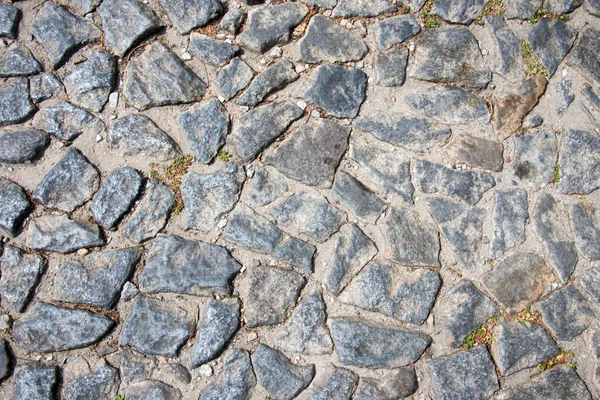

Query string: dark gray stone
[483,16,525,83]
[569,201,600,260]
[374,48,409,87]
[264,119,349,188]
[332,172,385,223]
[216,57,254,101]
[547,0,583,13]
[64,51,116,112]
[528,18,577,77]
[237,60,298,106]
[191,299,240,368]
[123,42,206,110]
[405,85,490,125]
[165,363,190,384]
[491,320,560,376]
[428,346,499,399]
[14,365,57,400]
[32,101,105,141]
[0,129,48,164]
[587,0,600,16]
[218,8,245,34]
[231,101,303,162]
[180,99,229,164]
[354,368,417,400]
[0,77,36,128]
[28,214,104,253]
[273,291,333,355]
[374,14,420,50]
[513,131,558,188]
[538,285,595,341]
[504,0,542,19]
[29,73,64,103]
[200,350,255,400]
[239,3,308,53]
[33,148,100,212]
[92,167,144,230]
[559,129,600,194]
[120,296,195,357]
[491,190,529,258]
[298,364,357,400]
[299,15,367,63]
[159,0,222,34]
[301,64,367,118]
[189,33,239,66]
[340,263,441,325]
[0,45,42,78]
[252,345,314,400]
[416,159,495,205]
[139,234,241,296]
[443,135,504,172]
[332,0,396,17]
[98,0,163,57]
[32,2,100,68]
[557,71,575,116]
[0,178,30,238]
[122,179,175,243]
[534,193,578,282]
[430,0,487,24]
[53,248,142,308]
[181,164,244,232]
[354,111,451,152]
[0,246,44,313]
[330,318,431,368]
[0,4,18,39]
[240,266,306,328]
[522,114,544,129]
[13,302,113,352]
[57,0,102,16]
[112,349,156,384]
[0,341,9,381]
[246,167,288,207]
[65,363,120,400]
[125,380,182,400]
[578,264,600,304]
[302,0,337,6]
[410,28,490,88]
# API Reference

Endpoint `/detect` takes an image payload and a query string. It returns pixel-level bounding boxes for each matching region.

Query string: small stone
[569,201,600,261]
[108,92,119,108]
[538,285,595,341]
[218,8,246,34]
[0,44,42,77]
[0,178,31,238]
[216,57,254,101]
[373,14,420,51]
[430,0,487,24]
[92,167,144,230]
[121,282,139,302]
[528,18,577,77]
[125,380,182,400]
[0,315,11,331]
[513,131,557,188]
[110,114,181,160]
[496,365,591,399]
[246,167,288,207]
[353,367,417,400]
[504,0,542,19]
[332,0,396,17]
[179,99,229,164]
[159,0,222,34]
[522,114,544,130]
[28,214,104,253]
[332,171,385,223]
[559,129,600,194]
[546,0,583,13]
[200,350,255,400]
[490,190,528,258]
[0,77,36,128]
[568,27,599,87]
[32,101,105,141]
[0,4,19,39]
[297,364,357,400]
[443,135,504,172]
[0,340,9,380]
[0,246,45,313]
[188,33,239,66]
[237,60,299,107]
[29,73,64,103]
[374,48,409,87]
[165,363,191,384]
[56,0,102,16]
[64,51,116,112]
[198,364,213,377]
[65,363,120,400]
[14,365,58,400]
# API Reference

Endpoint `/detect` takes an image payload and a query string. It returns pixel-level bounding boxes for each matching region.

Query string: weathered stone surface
[232,101,303,162]
[64,51,116,112]
[28,214,104,253]
[569,201,600,260]
[140,234,241,296]
[239,3,308,53]
[120,296,195,356]
[483,16,525,82]
[237,60,298,106]
[159,0,222,34]
[534,193,578,282]
[0,246,44,313]
[491,320,559,376]
[92,167,144,230]
[332,172,385,223]
[428,346,499,399]
[332,0,396,17]
[374,48,409,87]
[200,350,255,400]
[354,111,450,151]
[56,0,101,16]
[513,132,558,188]
[264,119,348,189]
[246,167,288,207]
[0,129,48,164]
[13,302,113,352]
[578,264,600,304]
[180,99,229,164]
[0,341,9,381]
[538,285,595,341]
[109,349,156,384]
[301,65,367,118]
[559,129,600,194]
[482,253,555,314]
[0,45,42,77]
[191,299,240,368]
[504,0,542,19]
[491,190,528,258]
[444,135,504,172]
[431,0,486,24]
[65,363,120,400]
[0,78,36,127]
[299,15,367,63]
[181,164,244,232]
[340,264,441,325]
[123,42,206,110]
[218,8,246,34]
[316,223,377,295]
[528,18,577,77]
[493,75,548,138]
[110,113,180,160]
[330,318,430,368]
[189,33,239,66]
[29,73,64,103]
[32,101,104,141]
[587,0,600,15]
[373,14,420,50]
[33,148,100,212]
[98,0,164,57]
[410,28,490,88]
[273,291,333,355]
[14,365,57,400]
[405,86,490,125]
[0,178,30,238]
[298,364,357,400]
[125,380,182,400]
[122,179,175,243]
[252,344,315,400]
[353,368,417,400]
[495,365,591,400]
[32,2,100,68]
[216,57,254,101]
[547,0,583,13]
[53,248,142,308]
[0,4,18,39]
[239,266,306,327]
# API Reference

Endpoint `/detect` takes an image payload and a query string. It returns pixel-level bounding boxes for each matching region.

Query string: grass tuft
[521,40,548,77]
[149,155,193,215]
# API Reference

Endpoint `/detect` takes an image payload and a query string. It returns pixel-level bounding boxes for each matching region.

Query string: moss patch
[521,40,548,77]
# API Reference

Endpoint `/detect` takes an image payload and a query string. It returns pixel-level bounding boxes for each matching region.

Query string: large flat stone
[353,368,417,400]
[547,0,584,13]
[0,78,36,128]
[332,0,396,17]
[0,129,49,164]
[431,0,487,24]
[28,214,104,253]
[14,365,58,400]
[188,33,239,66]
[92,167,144,230]
[513,131,558,188]
[559,129,600,194]
[0,246,45,313]
[216,57,254,101]
[159,0,222,34]
[0,178,31,238]
[237,60,298,106]
[191,299,239,368]
[218,8,246,34]
[64,362,120,400]
[200,350,255,400]
[490,190,529,258]
[443,135,504,172]
[374,48,409,87]
[179,99,229,164]
[64,51,116,112]
[483,16,525,82]
[110,113,180,160]
[0,44,42,78]
[374,14,420,50]
[538,285,595,341]
[569,201,600,261]
[528,18,577,77]
[332,172,385,223]
[32,101,105,141]
[123,179,174,243]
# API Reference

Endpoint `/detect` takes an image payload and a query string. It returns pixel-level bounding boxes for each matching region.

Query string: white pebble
[218,96,226,103]
[217,218,228,229]
[240,106,249,112]
[269,47,282,58]
[311,110,321,118]
[408,42,415,52]
[295,64,307,73]
[96,134,103,142]
[109,92,119,108]
[246,168,255,178]
[35,355,43,361]
[77,248,89,256]
[199,364,213,377]
[296,100,307,110]
[260,58,266,65]
[181,52,192,60]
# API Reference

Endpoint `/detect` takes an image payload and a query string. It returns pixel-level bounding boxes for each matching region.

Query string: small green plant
[334,60,343,65]
[173,204,183,215]
[150,169,159,179]
[148,154,193,215]
[218,149,231,162]
[538,349,575,371]
[425,18,440,28]
[529,1,571,23]
[115,395,125,400]
[514,307,542,324]
[521,40,548,77]
[490,314,501,324]
[553,163,561,183]
[463,316,499,349]
[474,0,505,24]
[401,5,411,14]
[422,0,440,28]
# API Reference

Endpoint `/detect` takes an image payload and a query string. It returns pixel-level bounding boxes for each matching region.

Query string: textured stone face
[0,4,19,39]
[483,16,525,83]
[332,172,385,223]
[125,380,182,400]
[179,99,229,164]
[28,214,104,253]
[14,365,58,400]
[64,363,120,400]
[300,15,368,63]
[200,350,255,400]
[30,73,64,103]
[216,57,254,101]
[527,18,577,77]
[109,114,181,160]
[332,0,396,17]
[0,178,31,238]
[490,190,529,258]
[444,135,504,172]
[0,246,45,313]
[33,101,105,141]
[559,130,600,195]
[495,366,592,400]
[64,51,116,112]
[568,27,600,86]
[353,367,417,400]
[538,285,595,341]
[298,364,357,400]
[189,33,240,66]
[92,167,144,230]
[504,0,542,18]
[0,44,42,78]
[374,48,409,87]
[0,129,49,164]
[0,78,36,128]
[237,60,298,106]
[374,14,420,50]
[159,0,223,34]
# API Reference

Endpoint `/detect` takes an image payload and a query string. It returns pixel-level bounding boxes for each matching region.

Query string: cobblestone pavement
[1,0,600,399]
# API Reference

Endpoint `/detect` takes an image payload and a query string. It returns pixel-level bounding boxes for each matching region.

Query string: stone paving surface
[1,0,600,399]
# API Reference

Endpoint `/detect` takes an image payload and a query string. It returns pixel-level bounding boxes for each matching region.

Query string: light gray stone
[0,178,31,238]
[559,129,600,194]
[200,350,256,400]
[374,14,420,50]
[430,0,487,24]
[0,129,48,164]
[374,48,409,87]
[56,0,102,16]
[125,380,182,400]
[0,246,45,313]
[29,73,64,103]
[246,167,288,207]
[0,45,42,77]
[14,365,57,400]
[65,363,120,400]
[218,8,246,34]
[587,0,600,16]
[0,341,9,381]
[189,33,239,66]
[64,51,116,112]
[514,131,558,188]
[159,0,223,34]
[491,190,529,258]
[237,60,298,106]
[299,15,367,63]
[538,285,595,341]
[547,0,583,13]
[528,18,577,77]
[28,214,104,253]
[504,0,542,19]
[32,101,105,141]
[444,135,504,172]
[92,167,144,230]
[0,4,19,39]
[569,201,600,260]
[483,16,526,82]
[297,364,357,400]
[216,57,254,101]
[353,368,417,400]
[180,99,229,164]
[332,0,396,17]
[332,172,385,223]
[0,78,36,128]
